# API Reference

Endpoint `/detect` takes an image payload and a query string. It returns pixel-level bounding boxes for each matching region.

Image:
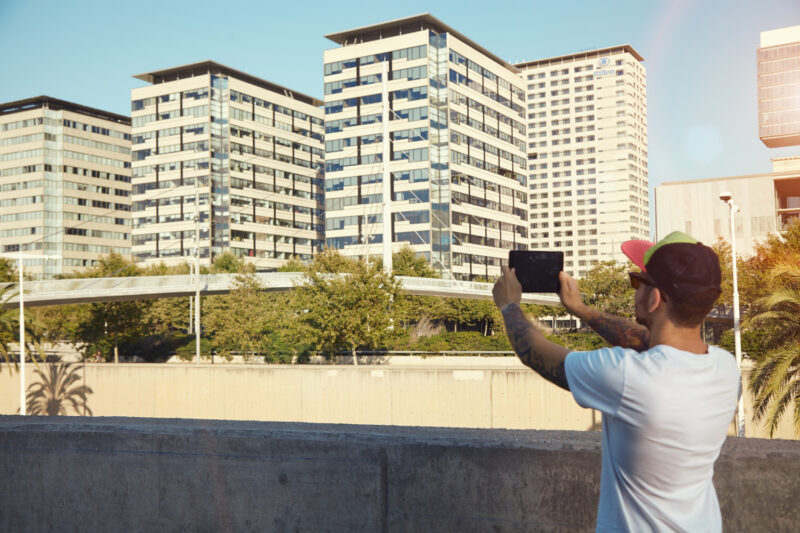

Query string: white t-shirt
[565,344,741,532]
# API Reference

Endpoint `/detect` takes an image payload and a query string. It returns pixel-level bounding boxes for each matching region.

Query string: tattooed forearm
[585,312,649,351]
[502,304,570,391]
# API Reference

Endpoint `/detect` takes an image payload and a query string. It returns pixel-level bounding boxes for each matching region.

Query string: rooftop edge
[0,95,131,125]
[325,13,520,75]
[514,44,645,69]
[133,60,323,108]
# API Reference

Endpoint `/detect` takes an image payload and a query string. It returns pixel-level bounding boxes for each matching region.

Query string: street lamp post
[719,191,746,437]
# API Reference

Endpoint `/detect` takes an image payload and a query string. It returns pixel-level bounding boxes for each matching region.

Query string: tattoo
[586,312,649,351]
[502,305,570,391]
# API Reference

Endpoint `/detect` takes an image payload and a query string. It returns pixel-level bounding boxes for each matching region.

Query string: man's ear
[647,287,664,313]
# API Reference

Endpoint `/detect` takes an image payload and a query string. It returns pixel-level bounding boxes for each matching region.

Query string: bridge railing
[1,273,561,307]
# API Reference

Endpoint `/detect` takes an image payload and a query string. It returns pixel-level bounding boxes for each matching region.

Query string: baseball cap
[621,231,722,306]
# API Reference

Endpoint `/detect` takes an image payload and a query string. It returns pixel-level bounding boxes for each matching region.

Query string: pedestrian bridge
[1,273,561,308]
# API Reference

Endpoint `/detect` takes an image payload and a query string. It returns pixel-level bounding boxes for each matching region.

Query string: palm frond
[754,287,800,310]
[749,345,800,436]
[793,382,800,437]
[768,262,800,282]
[764,377,794,438]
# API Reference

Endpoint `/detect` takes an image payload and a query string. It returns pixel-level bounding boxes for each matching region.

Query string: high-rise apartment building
[131,61,325,269]
[0,96,132,277]
[323,14,529,280]
[758,24,800,148]
[515,46,649,276]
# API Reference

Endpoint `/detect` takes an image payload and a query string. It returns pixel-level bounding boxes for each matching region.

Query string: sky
[1,0,799,195]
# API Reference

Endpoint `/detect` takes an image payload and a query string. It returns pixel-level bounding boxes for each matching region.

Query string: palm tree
[0,283,46,372]
[24,362,93,416]
[744,259,800,437]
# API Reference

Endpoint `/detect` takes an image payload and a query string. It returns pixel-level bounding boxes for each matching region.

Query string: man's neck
[647,320,707,354]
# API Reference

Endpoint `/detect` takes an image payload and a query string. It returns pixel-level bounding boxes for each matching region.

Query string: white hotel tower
[516,46,649,277]
[323,14,529,280]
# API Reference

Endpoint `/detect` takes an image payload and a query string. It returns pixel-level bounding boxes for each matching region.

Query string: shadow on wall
[22,363,93,416]
[589,409,601,432]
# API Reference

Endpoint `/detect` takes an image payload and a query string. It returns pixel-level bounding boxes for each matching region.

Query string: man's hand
[493,266,522,310]
[558,271,587,317]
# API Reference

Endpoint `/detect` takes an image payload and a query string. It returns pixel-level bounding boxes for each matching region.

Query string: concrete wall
[0,362,795,439]
[0,417,798,532]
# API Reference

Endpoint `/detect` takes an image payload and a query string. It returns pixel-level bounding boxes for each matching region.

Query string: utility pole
[0,252,60,415]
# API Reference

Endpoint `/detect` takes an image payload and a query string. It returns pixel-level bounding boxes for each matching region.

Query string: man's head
[622,231,722,328]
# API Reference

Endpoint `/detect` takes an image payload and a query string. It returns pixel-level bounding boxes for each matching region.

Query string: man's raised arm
[493,266,571,391]
[557,271,649,351]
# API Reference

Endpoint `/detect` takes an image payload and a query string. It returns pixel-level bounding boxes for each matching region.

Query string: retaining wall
[0,417,798,532]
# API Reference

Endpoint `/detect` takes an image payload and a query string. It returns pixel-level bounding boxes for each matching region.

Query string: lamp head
[719,191,733,203]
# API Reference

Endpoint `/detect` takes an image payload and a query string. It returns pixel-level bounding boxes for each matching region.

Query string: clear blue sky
[1,0,799,193]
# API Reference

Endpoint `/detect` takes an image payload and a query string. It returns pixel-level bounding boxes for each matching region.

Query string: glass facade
[210,74,230,256]
[758,40,800,147]
[42,108,63,277]
[131,62,325,269]
[429,30,452,272]
[323,17,529,280]
[0,97,132,277]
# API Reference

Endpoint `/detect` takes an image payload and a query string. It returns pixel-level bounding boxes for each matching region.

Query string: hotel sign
[593,57,617,78]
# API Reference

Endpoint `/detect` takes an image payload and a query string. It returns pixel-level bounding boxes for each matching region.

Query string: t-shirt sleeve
[565,347,628,415]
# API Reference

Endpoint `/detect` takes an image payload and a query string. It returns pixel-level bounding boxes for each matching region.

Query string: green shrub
[717,328,771,361]
[546,331,608,352]
[174,337,213,362]
[411,331,512,353]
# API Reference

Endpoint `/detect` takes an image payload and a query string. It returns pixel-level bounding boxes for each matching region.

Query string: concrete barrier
[0,417,797,532]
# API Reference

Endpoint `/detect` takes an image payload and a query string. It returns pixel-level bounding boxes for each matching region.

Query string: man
[492,231,741,532]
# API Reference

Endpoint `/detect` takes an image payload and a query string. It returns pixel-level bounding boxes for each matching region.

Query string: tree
[0,258,16,282]
[740,218,800,309]
[277,257,307,272]
[210,251,254,274]
[713,236,766,313]
[79,300,149,363]
[391,246,448,337]
[441,296,499,335]
[89,253,141,278]
[514,302,573,334]
[77,254,148,363]
[32,303,91,346]
[305,247,353,274]
[34,254,155,360]
[0,284,47,372]
[295,250,400,364]
[140,262,193,338]
[744,256,800,437]
[203,272,272,361]
[578,261,636,318]
[711,237,734,310]
[391,246,438,278]
[142,296,190,337]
